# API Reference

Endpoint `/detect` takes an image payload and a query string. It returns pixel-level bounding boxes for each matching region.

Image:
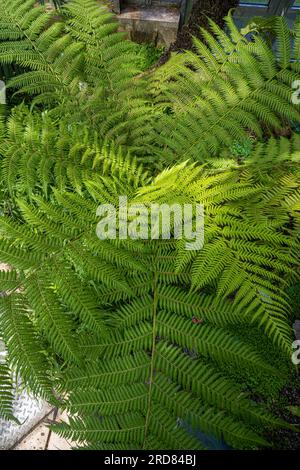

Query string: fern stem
[142,270,158,449]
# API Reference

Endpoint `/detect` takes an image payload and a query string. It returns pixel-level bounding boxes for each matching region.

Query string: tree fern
[0,153,298,448]
[0,0,299,450]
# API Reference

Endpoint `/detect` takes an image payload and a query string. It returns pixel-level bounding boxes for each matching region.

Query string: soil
[175,0,239,51]
[158,0,239,64]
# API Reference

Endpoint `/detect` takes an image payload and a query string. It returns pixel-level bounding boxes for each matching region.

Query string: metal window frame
[238,0,298,16]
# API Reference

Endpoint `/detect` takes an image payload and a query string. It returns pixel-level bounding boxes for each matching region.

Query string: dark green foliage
[0,0,152,151]
[135,43,164,71]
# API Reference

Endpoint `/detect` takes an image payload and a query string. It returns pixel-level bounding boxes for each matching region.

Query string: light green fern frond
[0,155,296,448]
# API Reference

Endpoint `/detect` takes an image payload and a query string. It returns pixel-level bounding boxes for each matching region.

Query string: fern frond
[0,295,53,399]
[150,16,300,162]
[0,361,15,421]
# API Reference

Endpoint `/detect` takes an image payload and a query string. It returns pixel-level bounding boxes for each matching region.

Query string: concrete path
[13,409,74,451]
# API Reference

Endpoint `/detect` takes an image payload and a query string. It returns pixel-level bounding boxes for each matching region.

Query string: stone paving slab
[14,410,74,451]
[14,421,50,451]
